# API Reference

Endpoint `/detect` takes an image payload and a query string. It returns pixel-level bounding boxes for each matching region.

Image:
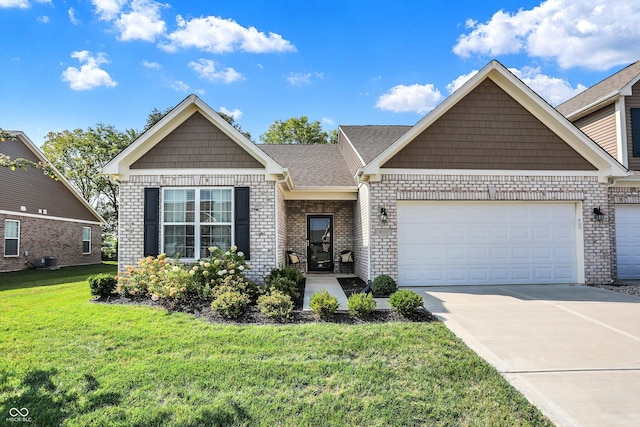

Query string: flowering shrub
[188,246,254,301]
[116,254,193,300]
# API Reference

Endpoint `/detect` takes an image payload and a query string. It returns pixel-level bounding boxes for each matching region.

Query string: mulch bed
[94,277,438,325]
[336,276,368,297]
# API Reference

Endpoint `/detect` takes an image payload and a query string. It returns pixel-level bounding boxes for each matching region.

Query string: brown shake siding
[383,79,597,171]
[573,104,617,160]
[0,138,99,222]
[626,82,640,171]
[130,112,263,169]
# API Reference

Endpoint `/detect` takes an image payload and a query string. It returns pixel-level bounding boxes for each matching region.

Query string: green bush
[189,245,251,290]
[211,290,250,319]
[310,290,339,319]
[264,276,299,300]
[88,273,117,298]
[147,265,193,301]
[389,290,424,316]
[266,266,304,286]
[347,293,376,318]
[371,274,398,297]
[257,291,294,321]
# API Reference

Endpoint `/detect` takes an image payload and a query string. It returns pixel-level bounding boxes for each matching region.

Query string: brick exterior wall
[118,174,277,283]
[285,200,354,273]
[0,213,101,272]
[368,174,611,285]
[607,186,640,280]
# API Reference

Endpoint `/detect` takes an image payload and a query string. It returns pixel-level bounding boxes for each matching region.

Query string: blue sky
[2,0,639,146]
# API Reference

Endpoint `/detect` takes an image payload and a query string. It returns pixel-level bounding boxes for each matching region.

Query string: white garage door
[398,202,579,286]
[615,205,640,279]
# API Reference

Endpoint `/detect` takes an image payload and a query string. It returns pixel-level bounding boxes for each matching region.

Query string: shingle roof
[259,144,356,188]
[556,61,640,117]
[340,125,411,163]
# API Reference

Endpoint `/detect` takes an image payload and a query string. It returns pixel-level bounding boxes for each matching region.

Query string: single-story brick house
[104,60,636,286]
[1,131,104,272]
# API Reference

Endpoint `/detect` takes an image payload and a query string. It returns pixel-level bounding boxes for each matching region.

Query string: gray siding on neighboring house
[573,104,617,160]
[118,174,277,283]
[368,174,611,285]
[130,112,263,169]
[382,79,597,171]
[285,200,354,273]
[0,137,99,222]
[626,82,640,171]
[0,213,101,271]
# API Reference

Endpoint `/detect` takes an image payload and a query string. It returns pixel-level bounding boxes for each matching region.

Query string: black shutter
[234,187,250,260]
[632,108,640,157]
[144,188,160,257]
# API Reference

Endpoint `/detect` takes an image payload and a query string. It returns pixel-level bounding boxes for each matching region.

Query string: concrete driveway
[417,285,640,427]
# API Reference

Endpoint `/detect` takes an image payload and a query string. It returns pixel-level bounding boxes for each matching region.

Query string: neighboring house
[557,61,640,280]
[104,60,631,286]
[0,132,104,272]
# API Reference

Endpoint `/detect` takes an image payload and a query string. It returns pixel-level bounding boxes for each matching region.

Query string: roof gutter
[563,91,621,120]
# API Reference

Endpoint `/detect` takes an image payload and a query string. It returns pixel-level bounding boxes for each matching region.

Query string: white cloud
[376,83,444,114]
[446,70,479,93]
[0,0,49,8]
[61,50,117,91]
[219,106,243,120]
[509,66,587,106]
[170,80,190,92]
[322,117,335,126]
[115,0,165,42]
[188,58,243,83]
[68,7,79,25]
[287,72,311,86]
[453,0,640,70]
[91,0,126,20]
[141,59,160,69]
[161,15,296,54]
[36,15,49,23]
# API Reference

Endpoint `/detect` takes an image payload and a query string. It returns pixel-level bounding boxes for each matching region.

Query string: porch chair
[286,250,307,273]
[339,250,354,273]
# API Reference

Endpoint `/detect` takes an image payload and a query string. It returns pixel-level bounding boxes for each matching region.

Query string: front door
[307,215,333,272]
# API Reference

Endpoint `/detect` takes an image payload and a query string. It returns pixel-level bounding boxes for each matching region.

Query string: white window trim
[160,187,234,261]
[82,226,92,254]
[4,219,20,257]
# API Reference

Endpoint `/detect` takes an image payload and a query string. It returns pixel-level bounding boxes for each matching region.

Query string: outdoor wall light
[593,207,605,222]
[380,207,388,223]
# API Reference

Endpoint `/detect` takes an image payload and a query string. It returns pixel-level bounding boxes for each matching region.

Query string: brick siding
[0,214,101,272]
[369,174,611,285]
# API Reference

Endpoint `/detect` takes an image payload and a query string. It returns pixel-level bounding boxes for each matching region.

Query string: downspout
[274,170,289,267]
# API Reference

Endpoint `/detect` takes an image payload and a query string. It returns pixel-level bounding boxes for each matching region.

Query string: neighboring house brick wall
[368,174,611,285]
[285,200,354,273]
[118,174,276,283]
[0,214,101,271]
[626,82,640,170]
[607,186,640,280]
[573,104,618,160]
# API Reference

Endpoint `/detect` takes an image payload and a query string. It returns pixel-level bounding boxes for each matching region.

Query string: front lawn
[0,264,553,426]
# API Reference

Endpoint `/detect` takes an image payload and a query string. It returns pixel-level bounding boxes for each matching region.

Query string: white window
[82,227,91,254]
[4,219,20,257]
[162,188,233,259]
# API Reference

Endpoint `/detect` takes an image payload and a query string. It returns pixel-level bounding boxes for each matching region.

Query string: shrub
[264,276,299,300]
[147,265,194,301]
[389,290,424,316]
[371,274,398,297]
[189,245,251,290]
[257,291,293,321]
[266,266,303,286]
[211,290,250,319]
[347,293,376,318]
[88,273,117,298]
[310,290,339,319]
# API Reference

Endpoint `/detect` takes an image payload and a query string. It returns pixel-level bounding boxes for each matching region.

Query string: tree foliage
[260,116,336,144]
[42,124,136,233]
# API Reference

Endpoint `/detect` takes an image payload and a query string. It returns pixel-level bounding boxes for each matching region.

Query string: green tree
[42,124,136,233]
[260,117,336,144]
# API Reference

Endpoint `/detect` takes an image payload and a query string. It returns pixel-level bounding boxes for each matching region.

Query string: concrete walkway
[302,275,390,310]
[416,285,640,427]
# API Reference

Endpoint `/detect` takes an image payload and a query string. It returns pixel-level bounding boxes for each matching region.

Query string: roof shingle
[340,125,411,163]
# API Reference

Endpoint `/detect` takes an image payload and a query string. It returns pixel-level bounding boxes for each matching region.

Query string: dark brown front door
[307,215,333,272]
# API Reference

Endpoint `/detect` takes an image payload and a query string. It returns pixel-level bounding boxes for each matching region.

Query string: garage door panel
[398,202,578,286]
[615,205,640,279]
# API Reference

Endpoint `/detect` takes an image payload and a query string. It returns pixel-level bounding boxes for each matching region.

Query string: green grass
[0,264,553,426]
